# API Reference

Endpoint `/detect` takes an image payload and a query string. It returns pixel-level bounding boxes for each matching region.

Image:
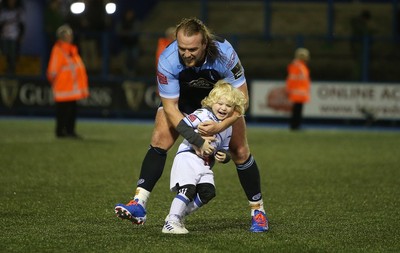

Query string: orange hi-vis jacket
[286,59,310,103]
[155,37,173,67]
[47,41,89,102]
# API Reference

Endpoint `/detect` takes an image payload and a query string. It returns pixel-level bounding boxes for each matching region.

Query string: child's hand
[214,151,226,162]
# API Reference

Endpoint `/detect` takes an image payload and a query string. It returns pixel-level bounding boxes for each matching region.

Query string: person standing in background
[155,26,175,67]
[0,0,25,75]
[285,48,311,131]
[47,24,89,139]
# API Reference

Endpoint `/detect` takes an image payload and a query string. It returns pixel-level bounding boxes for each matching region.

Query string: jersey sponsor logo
[226,51,236,70]
[188,78,214,89]
[231,61,244,79]
[179,69,221,90]
[157,71,168,84]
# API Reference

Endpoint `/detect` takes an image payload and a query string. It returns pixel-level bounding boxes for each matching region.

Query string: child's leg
[185,183,216,216]
[166,184,196,222]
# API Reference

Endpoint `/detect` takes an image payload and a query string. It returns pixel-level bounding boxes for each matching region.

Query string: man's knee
[229,129,250,164]
[196,183,216,204]
[151,118,179,149]
[230,145,250,164]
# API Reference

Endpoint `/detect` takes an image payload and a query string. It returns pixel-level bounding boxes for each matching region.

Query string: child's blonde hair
[201,80,247,116]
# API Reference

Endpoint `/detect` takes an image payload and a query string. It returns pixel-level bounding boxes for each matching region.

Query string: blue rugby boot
[115,199,147,225]
[250,210,269,232]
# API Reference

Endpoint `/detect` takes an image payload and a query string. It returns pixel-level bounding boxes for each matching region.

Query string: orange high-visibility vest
[155,37,173,67]
[47,41,89,102]
[286,59,310,103]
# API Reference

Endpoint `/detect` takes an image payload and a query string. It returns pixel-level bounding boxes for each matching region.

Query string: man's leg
[230,117,269,232]
[115,108,179,224]
[66,101,77,136]
[55,101,67,137]
[131,144,168,210]
[290,103,303,130]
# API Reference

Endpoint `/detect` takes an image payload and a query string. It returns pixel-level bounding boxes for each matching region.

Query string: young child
[162,80,247,234]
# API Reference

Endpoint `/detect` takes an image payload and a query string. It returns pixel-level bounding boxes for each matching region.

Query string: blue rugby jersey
[157,38,246,114]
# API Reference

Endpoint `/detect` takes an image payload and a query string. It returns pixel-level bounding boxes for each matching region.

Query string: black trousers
[290,103,303,130]
[55,100,77,137]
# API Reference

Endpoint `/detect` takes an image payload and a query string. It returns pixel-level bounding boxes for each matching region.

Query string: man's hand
[198,121,222,136]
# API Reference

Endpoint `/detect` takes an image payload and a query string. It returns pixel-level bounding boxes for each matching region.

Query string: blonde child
[162,80,246,234]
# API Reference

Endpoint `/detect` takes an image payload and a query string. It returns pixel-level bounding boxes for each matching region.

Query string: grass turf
[0,118,399,253]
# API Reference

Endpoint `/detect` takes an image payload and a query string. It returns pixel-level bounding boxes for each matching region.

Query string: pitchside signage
[0,77,160,118]
[2,77,399,121]
[251,80,400,120]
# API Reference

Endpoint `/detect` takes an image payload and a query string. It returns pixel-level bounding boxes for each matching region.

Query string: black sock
[137,145,167,192]
[236,155,263,201]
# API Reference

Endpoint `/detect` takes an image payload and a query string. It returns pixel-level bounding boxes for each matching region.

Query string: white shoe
[162,220,189,234]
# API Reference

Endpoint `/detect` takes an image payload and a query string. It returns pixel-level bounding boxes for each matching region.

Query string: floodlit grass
[1,118,399,253]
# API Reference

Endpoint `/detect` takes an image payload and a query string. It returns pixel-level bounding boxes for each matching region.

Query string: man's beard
[183,57,196,67]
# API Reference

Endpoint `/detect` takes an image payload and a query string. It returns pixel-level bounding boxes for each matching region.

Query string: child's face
[212,97,234,120]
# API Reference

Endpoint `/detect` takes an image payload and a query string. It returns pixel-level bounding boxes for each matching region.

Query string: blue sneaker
[115,199,147,225]
[250,210,269,232]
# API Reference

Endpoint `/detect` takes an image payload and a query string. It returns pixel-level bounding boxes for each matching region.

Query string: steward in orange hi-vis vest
[285,48,311,131]
[286,49,310,104]
[47,32,89,102]
[47,25,89,138]
[155,26,176,67]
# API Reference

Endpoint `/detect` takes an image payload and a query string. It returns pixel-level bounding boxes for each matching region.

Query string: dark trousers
[55,101,77,137]
[290,103,303,130]
[1,39,18,74]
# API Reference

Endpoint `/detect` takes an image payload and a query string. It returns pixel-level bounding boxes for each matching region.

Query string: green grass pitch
[1,118,399,253]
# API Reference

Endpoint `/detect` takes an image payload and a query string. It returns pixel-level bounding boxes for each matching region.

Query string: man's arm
[161,97,214,153]
[198,82,249,136]
[160,96,184,129]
